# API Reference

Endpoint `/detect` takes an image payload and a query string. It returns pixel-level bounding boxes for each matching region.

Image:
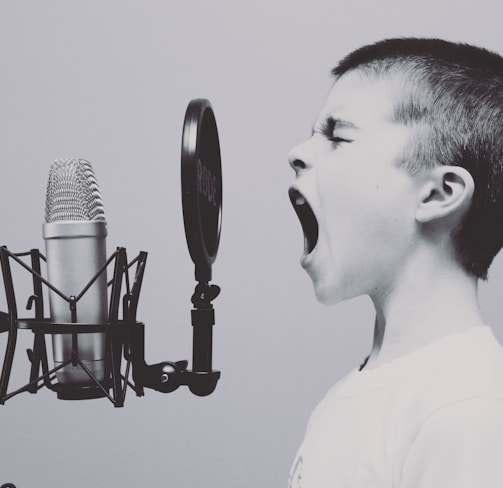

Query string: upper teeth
[295,195,306,206]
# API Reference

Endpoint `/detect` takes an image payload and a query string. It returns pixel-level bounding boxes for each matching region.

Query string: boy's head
[289,38,503,304]
[333,38,503,280]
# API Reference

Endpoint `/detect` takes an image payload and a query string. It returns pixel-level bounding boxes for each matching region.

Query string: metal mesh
[45,159,106,222]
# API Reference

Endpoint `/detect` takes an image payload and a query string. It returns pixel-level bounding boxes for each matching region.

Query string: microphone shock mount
[0,246,220,407]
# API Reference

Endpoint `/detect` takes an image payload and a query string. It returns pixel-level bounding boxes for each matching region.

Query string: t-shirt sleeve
[400,396,503,488]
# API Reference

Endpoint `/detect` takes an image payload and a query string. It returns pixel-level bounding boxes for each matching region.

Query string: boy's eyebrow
[311,116,358,136]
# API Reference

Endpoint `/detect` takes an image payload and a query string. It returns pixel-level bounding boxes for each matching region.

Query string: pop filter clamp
[0,98,222,405]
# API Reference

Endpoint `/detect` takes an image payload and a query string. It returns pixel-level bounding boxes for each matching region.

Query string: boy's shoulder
[397,326,503,486]
[419,325,503,403]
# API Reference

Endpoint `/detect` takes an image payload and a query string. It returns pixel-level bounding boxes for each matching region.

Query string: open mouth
[289,187,319,255]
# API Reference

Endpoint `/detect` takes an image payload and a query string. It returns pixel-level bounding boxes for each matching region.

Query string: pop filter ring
[181,99,222,283]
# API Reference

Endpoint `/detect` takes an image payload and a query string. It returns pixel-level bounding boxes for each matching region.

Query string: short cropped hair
[332,38,503,279]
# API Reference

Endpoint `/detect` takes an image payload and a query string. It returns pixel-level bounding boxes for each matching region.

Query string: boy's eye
[328,136,352,145]
[313,117,354,145]
[311,128,352,144]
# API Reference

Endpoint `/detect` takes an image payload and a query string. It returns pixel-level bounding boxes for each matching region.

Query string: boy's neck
[364,255,484,370]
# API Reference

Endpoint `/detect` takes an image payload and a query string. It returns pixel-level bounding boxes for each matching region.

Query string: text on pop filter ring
[197,160,218,207]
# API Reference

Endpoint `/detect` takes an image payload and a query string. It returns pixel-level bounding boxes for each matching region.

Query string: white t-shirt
[289,326,503,487]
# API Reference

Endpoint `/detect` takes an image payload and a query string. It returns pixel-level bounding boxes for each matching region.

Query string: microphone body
[43,159,108,389]
[43,221,108,385]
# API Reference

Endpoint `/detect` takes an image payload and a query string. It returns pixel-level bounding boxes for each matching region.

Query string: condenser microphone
[43,159,108,399]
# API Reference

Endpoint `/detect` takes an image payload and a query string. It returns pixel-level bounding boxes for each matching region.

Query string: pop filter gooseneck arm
[135,99,222,397]
[180,99,222,396]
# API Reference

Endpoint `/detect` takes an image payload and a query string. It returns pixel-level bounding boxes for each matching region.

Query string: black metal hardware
[0,245,220,407]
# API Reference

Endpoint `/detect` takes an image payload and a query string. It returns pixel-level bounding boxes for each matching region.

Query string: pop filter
[181,99,222,283]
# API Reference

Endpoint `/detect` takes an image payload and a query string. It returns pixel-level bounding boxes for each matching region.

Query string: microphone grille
[45,159,106,223]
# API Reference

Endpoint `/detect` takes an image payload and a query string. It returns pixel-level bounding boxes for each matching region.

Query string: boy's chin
[311,273,364,306]
[312,281,345,306]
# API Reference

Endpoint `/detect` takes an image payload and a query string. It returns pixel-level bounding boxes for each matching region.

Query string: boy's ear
[415,166,474,224]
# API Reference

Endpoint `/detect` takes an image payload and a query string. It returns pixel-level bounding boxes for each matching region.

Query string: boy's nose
[288,139,314,174]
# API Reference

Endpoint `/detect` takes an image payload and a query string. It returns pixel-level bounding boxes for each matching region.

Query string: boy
[287,38,503,487]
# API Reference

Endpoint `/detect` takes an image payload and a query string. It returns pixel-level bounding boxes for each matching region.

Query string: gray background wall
[1,1,502,487]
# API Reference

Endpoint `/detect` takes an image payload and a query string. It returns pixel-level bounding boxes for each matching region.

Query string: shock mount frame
[0,245,220,407]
